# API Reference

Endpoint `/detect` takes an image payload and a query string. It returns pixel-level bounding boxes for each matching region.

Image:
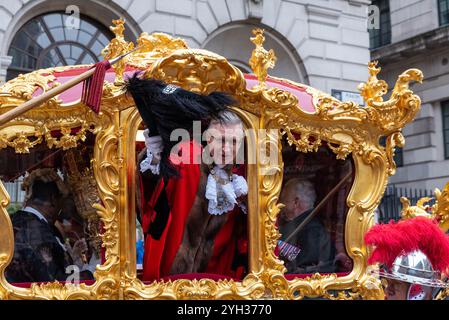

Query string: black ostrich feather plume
[124,73,237,179]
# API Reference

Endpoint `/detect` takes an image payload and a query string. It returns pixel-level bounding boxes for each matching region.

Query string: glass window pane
[443,102,449,116]
[370,0,391,48]
[66,58,76,65]
[440,0,449,26]
[77,30,92,46]
[90,40,104,56]
[25,55,37,69]
[444,117,449,129]
[12,33,34,53]
[9,47,24,68]
[80,20,96,36]
[43,13,63,29]
[7,12,112,72]
[58,44,70,58]
[277,138,354,277]
[24,20,45,38]
[51,27,65,42]
[81,54,96,65]
[134,115,249,281]
[65,29,79,42]
[36,32,51,48]
[97,34,109,47]
[445,130,449,141]
[71,45,83,60]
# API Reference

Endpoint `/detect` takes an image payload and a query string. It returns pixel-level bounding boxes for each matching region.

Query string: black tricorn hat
[124,73,237,179]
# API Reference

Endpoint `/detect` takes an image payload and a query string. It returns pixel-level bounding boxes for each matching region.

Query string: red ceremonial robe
[139,140,246,281]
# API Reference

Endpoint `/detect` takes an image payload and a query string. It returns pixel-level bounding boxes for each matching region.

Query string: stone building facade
[372,0,449,191]
[0,0,371,93]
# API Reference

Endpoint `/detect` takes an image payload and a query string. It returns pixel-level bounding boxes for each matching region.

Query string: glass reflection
[277,140,354,276]
[135,111,249,281]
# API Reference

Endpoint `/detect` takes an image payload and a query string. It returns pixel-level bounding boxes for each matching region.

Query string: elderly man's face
[279,189,300,221]
[205,121,244,167]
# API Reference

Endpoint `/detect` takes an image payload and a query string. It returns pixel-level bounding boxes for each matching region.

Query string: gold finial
[249,28,276,88]
[358,61,388,104]
[399,182,449,232]
[101,18,134,84]
[400,196,432,220]
[432,182,449,232]
[357,61,423,174]
[110,18,126,39]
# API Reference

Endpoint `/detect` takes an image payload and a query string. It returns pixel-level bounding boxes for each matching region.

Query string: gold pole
[0,68,96,127]
[0,46,140,127]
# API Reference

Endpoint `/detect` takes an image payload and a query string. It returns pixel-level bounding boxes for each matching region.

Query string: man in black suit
[278,179,336,274]
[5,169,88,283]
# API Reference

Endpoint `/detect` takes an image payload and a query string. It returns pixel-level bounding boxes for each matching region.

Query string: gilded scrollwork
[399,181,449,233]
[0,129,44,153]
[432,182,449,232]
[249,28,276,88]
[0,19,424,300]
[0,71,62,109]
[126,32,188,69]
[0,96,120,300]
[101,18,134,84]
[360,63,423,134]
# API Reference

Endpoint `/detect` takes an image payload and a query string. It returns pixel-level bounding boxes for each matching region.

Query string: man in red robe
[127,77,248,281]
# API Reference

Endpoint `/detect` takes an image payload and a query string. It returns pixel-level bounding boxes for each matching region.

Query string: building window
[369,0,392,49]
[7,12,113,81]
[439,0,449,26]
[443,100,449,159]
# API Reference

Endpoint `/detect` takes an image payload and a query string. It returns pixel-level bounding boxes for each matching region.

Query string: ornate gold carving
[400,181,449,233]
[400,196,432,220]
[0,71,62,109]
[0,21,424,300]
[0,130,43,153]
[384,131,405,176]
[125,276,265,300]
[101,18,134,84]
[126,32,188,69]
[249,28,276,88]
[46,123,92,150]
[358,61,423,175]
[145,48,246,94]
[0,98,120,300]
[433,182,449,232]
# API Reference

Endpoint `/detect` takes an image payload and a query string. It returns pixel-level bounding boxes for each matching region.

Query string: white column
[0,55,12,83]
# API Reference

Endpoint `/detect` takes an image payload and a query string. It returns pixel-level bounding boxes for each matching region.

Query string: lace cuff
[140,149,160,175]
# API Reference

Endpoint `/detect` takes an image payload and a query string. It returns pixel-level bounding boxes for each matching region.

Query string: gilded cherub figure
[249,28,276,88]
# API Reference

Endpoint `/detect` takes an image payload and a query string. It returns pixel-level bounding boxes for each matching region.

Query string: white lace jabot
[205,166,248,215]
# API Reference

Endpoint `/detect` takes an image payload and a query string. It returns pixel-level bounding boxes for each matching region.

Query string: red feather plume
[365,217,449,275]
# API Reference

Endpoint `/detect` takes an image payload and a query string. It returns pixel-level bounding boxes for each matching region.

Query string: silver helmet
[378,249,449,288]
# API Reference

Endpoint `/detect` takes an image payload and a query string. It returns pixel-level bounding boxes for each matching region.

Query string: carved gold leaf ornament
[400,181,449,232]
[249,28,276,89]
[433,183,449,232]
[0,20,425,300]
